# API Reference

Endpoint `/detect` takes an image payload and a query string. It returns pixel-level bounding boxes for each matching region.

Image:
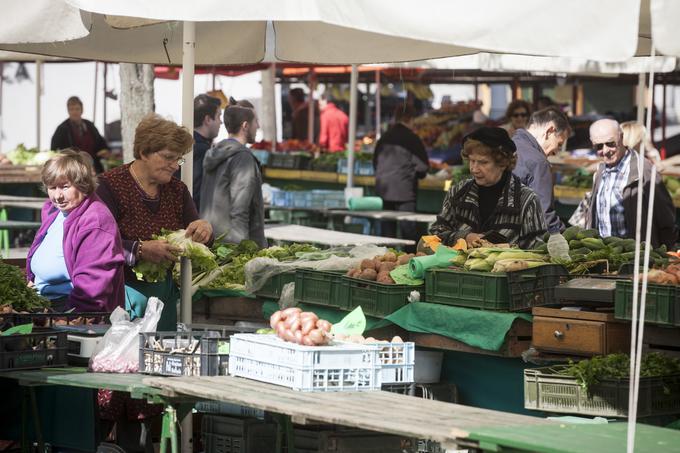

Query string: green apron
[124,276,179,332]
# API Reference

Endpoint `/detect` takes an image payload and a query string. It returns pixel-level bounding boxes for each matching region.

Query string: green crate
[343,276,421,318]
[614,280,680,327]
[254,271,296,300]
[293,269,349,310]
[506,265,570,312]
[524,365,680,418]
[425,269,509,310]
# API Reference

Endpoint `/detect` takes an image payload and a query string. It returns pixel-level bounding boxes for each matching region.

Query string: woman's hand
[139,240,181,264]
[465,233,484,248]
[185,219,213,244]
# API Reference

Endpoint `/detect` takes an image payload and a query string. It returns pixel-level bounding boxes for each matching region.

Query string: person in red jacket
[318,93,349,152]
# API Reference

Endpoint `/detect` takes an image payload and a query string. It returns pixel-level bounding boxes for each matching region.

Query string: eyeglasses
[592,141,617,151]
[512,112,528,118]
[157,152,186,166]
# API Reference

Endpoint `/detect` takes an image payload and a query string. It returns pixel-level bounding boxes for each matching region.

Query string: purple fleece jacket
[26,194,125,312]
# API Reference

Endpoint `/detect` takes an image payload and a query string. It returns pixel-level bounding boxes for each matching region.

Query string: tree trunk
[119,63,154,163]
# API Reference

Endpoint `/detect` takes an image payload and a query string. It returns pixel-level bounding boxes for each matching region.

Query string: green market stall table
[0,367,196,453]
[144,374,554,452]
[264,223,415,247]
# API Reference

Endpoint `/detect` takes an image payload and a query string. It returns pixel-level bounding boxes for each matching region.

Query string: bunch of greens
[200,241,319,289]
[5,144,57,166]
[562,353,680,393]
[0,261,50,312]
[560,168,593,189]
[133,229,217,283]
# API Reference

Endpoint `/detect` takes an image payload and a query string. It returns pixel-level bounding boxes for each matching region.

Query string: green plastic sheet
[348,196,383,211]
[384,302,531,351]
[262,301,391,331]
[408,246,459,279]
[390,264,424,285]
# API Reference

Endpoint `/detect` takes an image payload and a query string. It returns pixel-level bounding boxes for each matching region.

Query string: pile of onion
[270,307,332,346]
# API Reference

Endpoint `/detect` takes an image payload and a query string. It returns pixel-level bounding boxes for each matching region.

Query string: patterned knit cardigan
[430,173,546,249]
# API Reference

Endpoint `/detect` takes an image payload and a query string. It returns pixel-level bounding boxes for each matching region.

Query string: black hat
[462,127,516,154]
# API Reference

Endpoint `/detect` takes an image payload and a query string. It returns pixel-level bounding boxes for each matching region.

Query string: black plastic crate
[1,311,110,328]
[343,276,421,318]
[525,365,680,418]
[0,329,68,371]
[294,269,348,310]
[254,271,296,300]
[268,153,311,170]
[615,280,680,327]
[507,265,570,312]
[139,331,230,377]
[201,415,276,453]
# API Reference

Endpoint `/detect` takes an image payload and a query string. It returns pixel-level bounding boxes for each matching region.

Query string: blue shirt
[31,211,73,299]
[596,150,631,238]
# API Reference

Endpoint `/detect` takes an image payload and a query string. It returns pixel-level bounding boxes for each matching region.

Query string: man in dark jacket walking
[585,118,676,248]
[373,105,429,240]
[200,104,267,248]
[51,96,108,173]
[512,107,571,233]
[184,94,222,211]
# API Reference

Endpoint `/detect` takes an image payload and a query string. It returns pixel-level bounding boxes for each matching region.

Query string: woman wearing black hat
[430,127,546,249]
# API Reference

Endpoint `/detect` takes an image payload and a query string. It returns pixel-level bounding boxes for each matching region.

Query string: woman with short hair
[430,127,546,249]
[96,114,213,330]
[26,149,125,311]
[501,99,532,137]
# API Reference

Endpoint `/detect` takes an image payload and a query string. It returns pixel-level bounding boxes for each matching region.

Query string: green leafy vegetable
[133,229,217,283]
[0,261,50,312]
[5,144,57,166]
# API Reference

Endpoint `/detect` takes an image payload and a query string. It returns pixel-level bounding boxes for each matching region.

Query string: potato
[397,254,411,265]
[373,258,383,270]
[359,268,378,281]
[376,272,395,284]
[383,252,397,262]
[379,262,397,273]
[416,252,427,257]
[360,259,376,270]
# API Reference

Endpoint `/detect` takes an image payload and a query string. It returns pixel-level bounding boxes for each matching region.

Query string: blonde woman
[26,150,125,311]
[621,121,661,163]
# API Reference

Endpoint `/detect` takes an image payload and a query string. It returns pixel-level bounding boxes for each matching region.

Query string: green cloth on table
[348,196,383,211]
[192,287,253,301]
[390,264,424,285]
[262,301,392,331]
[384,302,532,351]
[408,246,459,279]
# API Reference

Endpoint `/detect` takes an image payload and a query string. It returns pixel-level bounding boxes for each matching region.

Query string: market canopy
[0,0,650,64]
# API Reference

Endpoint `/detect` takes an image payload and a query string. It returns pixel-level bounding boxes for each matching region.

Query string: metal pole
[375,70,381,140]
[93,62,98,125]
[179,20,195,453]
[307,69,316,144]
[636,72,645,124]
[662,78,667,158]
[103,64,108,133]
[346,65,359,189]
[35,61,42,149]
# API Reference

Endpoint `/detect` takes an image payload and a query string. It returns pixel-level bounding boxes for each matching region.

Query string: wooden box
[532,307,630,356]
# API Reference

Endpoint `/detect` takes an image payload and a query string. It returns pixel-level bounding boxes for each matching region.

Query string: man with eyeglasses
[200,102,267,248]
[584,118,676,248]
[512,107,571,234]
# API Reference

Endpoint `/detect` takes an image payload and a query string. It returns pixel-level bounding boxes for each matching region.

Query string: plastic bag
[89,297,164,373]
[278,282,296,309]
[245,244,387,293]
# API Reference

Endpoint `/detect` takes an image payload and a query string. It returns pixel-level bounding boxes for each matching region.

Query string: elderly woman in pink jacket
[26,150,125,312]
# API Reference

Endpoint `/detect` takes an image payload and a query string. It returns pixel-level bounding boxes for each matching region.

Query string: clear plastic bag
[244,244,387,293]
[89,297,164,373]
[278,282,296,309]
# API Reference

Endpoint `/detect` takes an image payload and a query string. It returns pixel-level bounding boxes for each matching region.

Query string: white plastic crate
[228,334,382,392]
[365,341,415,384]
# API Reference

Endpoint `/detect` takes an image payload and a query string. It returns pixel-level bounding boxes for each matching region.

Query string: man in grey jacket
[512,107,571,233]
[200,104,267,248]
